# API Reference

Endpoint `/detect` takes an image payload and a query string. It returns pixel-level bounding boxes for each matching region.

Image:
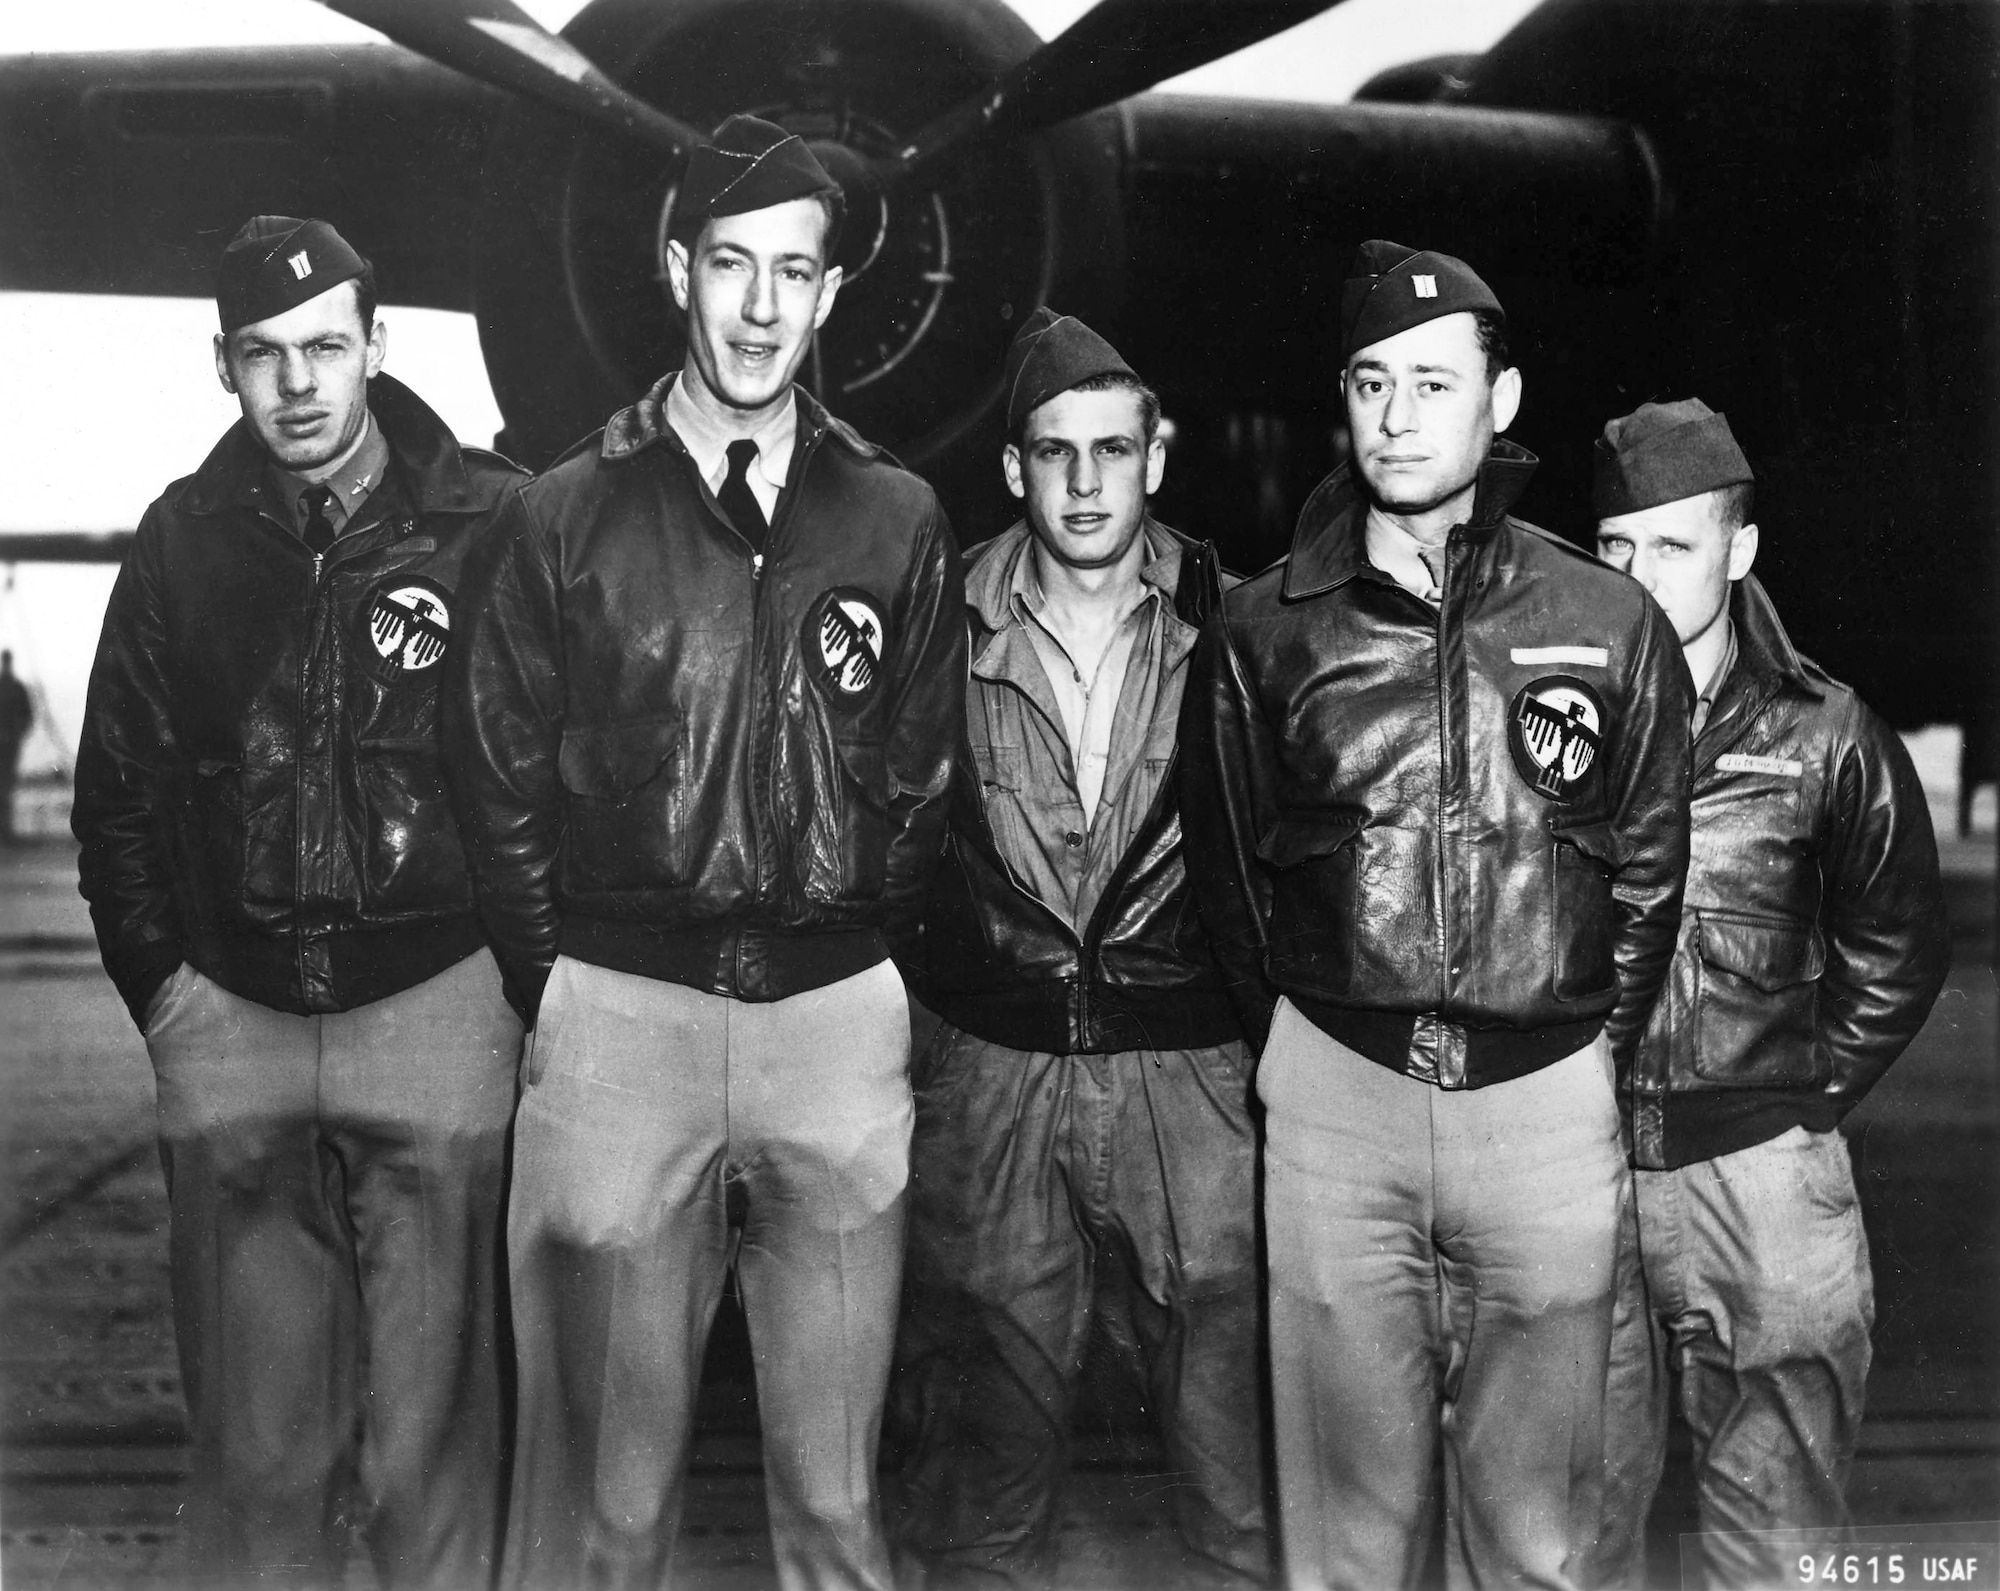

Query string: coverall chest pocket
[1691,908,1825,1085]
[558,717,687,888]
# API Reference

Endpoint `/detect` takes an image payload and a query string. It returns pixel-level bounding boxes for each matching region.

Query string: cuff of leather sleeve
[1230,987,1275,1056]
[122,943,185,1034]
[499,957,550,1030]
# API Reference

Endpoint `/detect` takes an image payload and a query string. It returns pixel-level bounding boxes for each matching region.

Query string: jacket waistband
[190,913,489,1016]
[930,980,1241,1056]
[561,917,888,1003]
[1291,996,1603,1090]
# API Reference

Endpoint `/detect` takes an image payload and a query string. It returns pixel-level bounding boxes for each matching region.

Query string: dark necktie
[300,484,336,558]
[719,439,768,552]
[1417,548,1445,605]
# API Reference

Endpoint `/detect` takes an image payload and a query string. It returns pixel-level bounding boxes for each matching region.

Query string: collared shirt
[968,523,1190,930]
[268,411,391,540]
[1364,510,1447,605]
[1013,547,1156,824]
[1692,618,1738,740]
[665,374,797,525]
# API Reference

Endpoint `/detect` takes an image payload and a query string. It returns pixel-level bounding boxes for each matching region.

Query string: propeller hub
[802,138,889,279]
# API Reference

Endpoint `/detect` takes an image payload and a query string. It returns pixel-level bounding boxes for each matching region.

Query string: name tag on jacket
[1716,752,1804,777]
[1511,645,1609,667]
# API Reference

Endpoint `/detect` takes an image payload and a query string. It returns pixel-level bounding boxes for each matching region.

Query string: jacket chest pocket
[178,756,247,914]
[1551,823,1621,1001]
[1691,908,1824,1085]
[1257,817,1366,998]
[801,732,891,905]
[559,718,688,889]
[354,740,470,913]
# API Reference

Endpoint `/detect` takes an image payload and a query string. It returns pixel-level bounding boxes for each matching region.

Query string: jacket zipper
[1433,535,1453,1027]
[740,429,817,939]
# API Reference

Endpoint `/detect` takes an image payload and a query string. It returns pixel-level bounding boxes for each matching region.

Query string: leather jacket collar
[176,373,486,519]
[601,372,881,466]
[1282,439,1539,601]
[1726,572,1823,702]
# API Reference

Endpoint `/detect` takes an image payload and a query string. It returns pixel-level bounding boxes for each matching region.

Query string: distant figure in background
[1591,400,1951,1589]
[71,215,525,1588]
[0,650,32,842]
[1959,695,1993,837]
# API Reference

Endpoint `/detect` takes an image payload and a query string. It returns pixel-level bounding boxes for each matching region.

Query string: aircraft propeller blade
[315,0,702,157]
[892,0,1345,176]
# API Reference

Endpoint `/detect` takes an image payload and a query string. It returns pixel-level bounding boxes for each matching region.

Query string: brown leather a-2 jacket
[1627,574,1949,1169]
[73,376,526,1027]
[1179,444,1692,1086]
[441,377,964,1023]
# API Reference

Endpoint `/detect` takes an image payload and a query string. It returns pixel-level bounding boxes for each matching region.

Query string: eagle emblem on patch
[805,587,887,702]
[1508,674,1605,802]
[365,579,451,674]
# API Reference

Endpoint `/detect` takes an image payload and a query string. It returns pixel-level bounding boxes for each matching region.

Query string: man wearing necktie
[71,215,527,1587]
[1589,401,1949,1588]
[1179,240,1694,1589]
[443,115,965,1591]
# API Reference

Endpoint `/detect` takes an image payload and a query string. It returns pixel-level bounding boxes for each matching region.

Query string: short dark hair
[1710,480,1755,529]
[353,257,377,337]
[1471,309,1509,383]
[814,189,846,265]
[1011,370,1161,449]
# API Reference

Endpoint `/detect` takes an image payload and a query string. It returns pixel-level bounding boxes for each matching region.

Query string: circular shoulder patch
[1508,673,1606,803]
[363,578,452,675]
[803,587,888,704]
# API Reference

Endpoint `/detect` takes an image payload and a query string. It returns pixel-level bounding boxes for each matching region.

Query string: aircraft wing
[0,45,500,308]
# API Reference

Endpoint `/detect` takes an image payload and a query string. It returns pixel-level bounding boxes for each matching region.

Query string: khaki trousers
[146,949,521,1589]
[1260,1001,1626,1591]
[500,955,912,1591]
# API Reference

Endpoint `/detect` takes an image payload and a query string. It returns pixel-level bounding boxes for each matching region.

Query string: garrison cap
[1340,239,1503,362]
[1004,308,1137,434]
[216,215,367,335]
[671,113,842,246]
[1593,398,1754,518]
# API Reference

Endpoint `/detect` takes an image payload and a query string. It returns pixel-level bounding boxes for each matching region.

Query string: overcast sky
[0,0,1540,771]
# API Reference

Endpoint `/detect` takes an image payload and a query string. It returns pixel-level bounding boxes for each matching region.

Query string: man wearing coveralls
[893,309,1271,1587]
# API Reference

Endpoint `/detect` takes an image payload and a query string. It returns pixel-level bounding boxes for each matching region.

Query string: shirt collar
[664,373,798,493]
[269,410,390,528]
[1004,520,1177,626]
[1363,511,1445,600]
[1696,616,1738,711]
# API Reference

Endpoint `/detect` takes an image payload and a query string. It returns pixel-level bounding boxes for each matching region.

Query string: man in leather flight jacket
[891,311,1270,1588]
[1589,401,1950,1589]
[71,216,526,1588]
[442,118,963,1591]
[1180,242,1692,1590]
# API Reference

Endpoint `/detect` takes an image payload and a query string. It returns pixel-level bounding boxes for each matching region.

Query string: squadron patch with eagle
[1508,674,1606,803]
[361,578,452,676]
[803,587,888,705]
